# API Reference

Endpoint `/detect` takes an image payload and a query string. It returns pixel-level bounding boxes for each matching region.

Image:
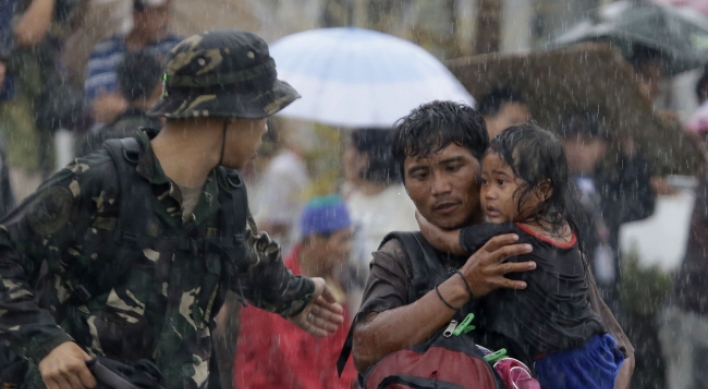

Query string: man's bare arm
[352,235,534,372]
[353,276,467,372]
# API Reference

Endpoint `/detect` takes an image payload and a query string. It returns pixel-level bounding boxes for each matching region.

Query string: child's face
[480,153,545,224]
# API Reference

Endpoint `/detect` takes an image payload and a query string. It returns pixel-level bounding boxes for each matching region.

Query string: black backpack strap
[87,357,165,389]
[216,167,248,237]
[336,323,355,376]
[377,374,467,389]
[67,137,148,304]
[214,167,249,305]
[104,137,153,244]
[337,231,448,376]
[382,232,451,303]
[87,359,142,389]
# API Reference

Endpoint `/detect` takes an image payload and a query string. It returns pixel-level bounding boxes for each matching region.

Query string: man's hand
[92,90,127,124]
[39,342,96,389]
[459,234,535,298]
[291,277,344,337]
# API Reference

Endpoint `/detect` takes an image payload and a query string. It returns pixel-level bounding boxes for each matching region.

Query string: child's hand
[415,211,466,255]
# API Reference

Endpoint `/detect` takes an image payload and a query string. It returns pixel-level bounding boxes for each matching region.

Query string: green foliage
[619,247,674,315]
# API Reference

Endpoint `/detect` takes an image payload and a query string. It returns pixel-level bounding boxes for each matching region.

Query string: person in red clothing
[235,195,358,389]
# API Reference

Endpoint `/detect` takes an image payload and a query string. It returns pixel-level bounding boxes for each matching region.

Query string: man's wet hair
[351,128,400,184]
[489,124,587,249]
[556,108,609,141]
[117,51,163,103]
[477,86,526,117]
[392,100,488,181]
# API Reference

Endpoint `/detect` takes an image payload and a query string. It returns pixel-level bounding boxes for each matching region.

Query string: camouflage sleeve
[0,155,110,364]
[236,214,315,317]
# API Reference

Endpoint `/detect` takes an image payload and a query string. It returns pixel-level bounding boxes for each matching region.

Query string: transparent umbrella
[269,27,475,128]
[549,0,708,75]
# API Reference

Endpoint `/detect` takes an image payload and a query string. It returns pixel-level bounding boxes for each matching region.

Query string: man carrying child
[351,101,634,388]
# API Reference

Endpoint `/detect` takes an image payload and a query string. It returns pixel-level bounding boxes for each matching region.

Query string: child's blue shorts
[534,333,625,389]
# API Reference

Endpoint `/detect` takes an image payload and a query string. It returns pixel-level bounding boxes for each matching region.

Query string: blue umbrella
[270,27,475,128]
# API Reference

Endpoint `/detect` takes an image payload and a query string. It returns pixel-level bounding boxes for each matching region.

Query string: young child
[419,124,625,389]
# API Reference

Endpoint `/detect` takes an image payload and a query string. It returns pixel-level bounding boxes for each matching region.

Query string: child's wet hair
[488,124,585,239]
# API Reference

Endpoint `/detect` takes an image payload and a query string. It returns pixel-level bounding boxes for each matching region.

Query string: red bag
[361,328,505,389]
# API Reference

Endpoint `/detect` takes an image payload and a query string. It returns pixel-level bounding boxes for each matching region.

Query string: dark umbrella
[446,43,704,175]
[549,0,708,75]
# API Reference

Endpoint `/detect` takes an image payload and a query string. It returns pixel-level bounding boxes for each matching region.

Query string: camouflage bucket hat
[148,30,300,119]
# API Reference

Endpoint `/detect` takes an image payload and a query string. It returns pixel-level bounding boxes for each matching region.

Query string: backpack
[82,136,249,304]
[338,231,506,389]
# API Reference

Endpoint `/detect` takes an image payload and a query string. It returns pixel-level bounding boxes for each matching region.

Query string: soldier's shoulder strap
[87,137,152,294]
[103,137,140,187]
[216,167,248,236]
[102,137,152,240]
[211,167,250,310]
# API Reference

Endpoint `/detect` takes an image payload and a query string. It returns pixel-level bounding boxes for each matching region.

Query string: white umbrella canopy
[269,27,475,128]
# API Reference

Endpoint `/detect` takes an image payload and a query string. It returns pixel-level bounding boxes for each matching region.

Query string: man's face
[636,60,662,102]
[222,118,268,169]
[343,143,367,185]
[309,228,353,272]
[403,143,482,230]
[323,228,353,268]
[133,2,171,41]
[484,102,530,139]
[562,134,608,175]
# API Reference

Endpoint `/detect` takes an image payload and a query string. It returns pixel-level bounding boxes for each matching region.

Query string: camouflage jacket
[0,130,315,389]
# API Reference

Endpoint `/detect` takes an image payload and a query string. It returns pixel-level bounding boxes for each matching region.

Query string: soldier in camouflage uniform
[0,30,344,389]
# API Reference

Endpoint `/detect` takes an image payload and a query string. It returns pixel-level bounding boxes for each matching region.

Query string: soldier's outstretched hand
[39,341,96,389]
[291,277,345,337]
